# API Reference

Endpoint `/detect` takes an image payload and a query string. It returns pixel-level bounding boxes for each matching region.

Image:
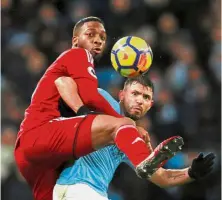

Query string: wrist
[76,105,90,115]
[188,167,197,180]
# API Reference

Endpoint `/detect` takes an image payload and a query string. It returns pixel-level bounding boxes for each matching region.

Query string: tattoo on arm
[164,169,192,186]
[169,173,186,180]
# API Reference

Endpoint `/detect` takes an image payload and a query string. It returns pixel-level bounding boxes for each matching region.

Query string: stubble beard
[124,111,140,121]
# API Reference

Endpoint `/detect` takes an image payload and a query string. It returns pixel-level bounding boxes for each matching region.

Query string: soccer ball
[110,36,153,77]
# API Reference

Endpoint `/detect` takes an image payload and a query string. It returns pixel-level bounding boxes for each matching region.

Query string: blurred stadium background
[1,0,221,199]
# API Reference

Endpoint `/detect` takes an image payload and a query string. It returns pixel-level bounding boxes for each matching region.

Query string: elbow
[55,76,77,90]
[153,179,170,188]
[155,182,170,189]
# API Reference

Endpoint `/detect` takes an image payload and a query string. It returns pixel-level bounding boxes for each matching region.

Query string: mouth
[132,107,142,113]
[92,47,102,55]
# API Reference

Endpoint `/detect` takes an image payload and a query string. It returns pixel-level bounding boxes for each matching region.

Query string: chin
[93,53,103,62]
[126,113,140,121]
[131,116,140,121]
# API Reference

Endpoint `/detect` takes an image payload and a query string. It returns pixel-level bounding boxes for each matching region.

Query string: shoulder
[97,88,115,101]
[56,48,93,63]
[99,88,121,111]
[65,48,91,56]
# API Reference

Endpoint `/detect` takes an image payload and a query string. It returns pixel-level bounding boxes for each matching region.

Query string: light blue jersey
[57,88,132,197]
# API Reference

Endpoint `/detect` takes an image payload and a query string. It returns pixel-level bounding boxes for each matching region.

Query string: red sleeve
[60,48,123,118]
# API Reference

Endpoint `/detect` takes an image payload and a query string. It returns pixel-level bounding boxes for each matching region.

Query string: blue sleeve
[97,88,121,114]
[123,156,134,169]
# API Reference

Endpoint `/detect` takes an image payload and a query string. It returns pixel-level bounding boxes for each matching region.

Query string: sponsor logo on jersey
[132,137,144,144]
[87,66,97,79]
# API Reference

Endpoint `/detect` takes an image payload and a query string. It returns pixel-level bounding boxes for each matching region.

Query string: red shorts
[14,114,97,200]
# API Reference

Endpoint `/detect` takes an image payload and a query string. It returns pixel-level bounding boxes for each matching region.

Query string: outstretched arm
[149,152,215,188]
[149,167,192,188]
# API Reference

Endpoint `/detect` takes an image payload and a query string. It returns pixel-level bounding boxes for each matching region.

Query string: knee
[113,117,136,132]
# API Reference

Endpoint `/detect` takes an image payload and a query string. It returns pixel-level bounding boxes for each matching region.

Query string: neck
[119,102,125,116]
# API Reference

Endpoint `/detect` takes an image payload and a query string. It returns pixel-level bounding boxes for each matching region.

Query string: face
[119,82,153,121]
[72,21,107,59]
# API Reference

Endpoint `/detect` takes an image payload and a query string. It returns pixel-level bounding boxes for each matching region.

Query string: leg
[75,114,184,178]
[74,114,152,166]
[90,115,135,150]
[14,141,59,200]
[22,116,87,164]
[14,116,89,200]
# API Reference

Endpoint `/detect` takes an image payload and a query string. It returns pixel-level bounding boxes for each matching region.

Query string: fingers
[204,153,216,161]
[147,142,153,152]
[190,152,216,180]
[204,158,215,166]
[136,126,150,142]
[197,153,204,160]
[203,153,216,166]
[205,161,215,168]
[136,126,153,151]
[202,166,214,177]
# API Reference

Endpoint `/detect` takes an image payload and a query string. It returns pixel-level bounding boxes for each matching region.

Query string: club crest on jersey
[87,66,97,79]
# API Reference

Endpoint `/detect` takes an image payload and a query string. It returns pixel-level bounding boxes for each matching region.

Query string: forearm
[89,92,123,117]
[55,77,83,112]
[75,78,123,118]
[163,168,194,187]
[150,167,194,188]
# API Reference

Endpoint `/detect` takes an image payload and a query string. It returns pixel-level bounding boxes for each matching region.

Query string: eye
[87,33,94,37]
[132,91,138,96]
[101,36,106,41]
[143,95,151,100]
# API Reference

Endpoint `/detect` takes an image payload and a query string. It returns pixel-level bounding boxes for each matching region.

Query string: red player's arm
[59,48,123,118]
[75,77,123,118]
[55,76,84,112]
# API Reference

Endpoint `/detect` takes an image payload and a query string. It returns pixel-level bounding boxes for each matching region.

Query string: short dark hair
[73,16,105,36]
[124,74,154,94]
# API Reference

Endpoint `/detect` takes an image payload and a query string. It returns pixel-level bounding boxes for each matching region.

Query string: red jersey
[19,48,122,135]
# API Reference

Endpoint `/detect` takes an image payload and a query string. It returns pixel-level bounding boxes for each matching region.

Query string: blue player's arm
[123,157,134,169]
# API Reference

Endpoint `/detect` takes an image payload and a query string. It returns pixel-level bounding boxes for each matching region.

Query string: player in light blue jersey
[53,76,215,200]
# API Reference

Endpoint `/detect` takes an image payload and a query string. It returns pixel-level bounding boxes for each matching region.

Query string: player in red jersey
[14,17,183,200]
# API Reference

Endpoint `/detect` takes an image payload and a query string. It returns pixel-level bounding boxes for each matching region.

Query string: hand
[59,99,99,117]
[76,105,103,115]
[76,105,92,115]
[188,152,216,180]
[136,126,153,151]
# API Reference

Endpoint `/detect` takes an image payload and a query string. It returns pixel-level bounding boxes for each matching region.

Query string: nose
[93,35,102,46]
[136,96,143,105]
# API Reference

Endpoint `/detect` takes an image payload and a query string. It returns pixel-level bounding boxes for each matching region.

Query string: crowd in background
[1,0,221,199]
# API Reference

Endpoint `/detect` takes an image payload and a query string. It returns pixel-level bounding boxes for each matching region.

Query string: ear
[72,36,78,48]
[150,100,154,107]
[118,90,124,101]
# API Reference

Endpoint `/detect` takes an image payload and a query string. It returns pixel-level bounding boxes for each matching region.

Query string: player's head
[72,16,106,60]
[119,75,154,121]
